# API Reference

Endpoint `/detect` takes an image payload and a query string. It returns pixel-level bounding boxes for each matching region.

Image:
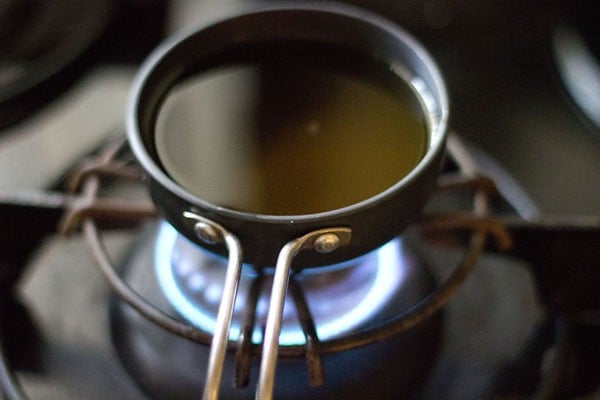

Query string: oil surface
[155,46,427,215]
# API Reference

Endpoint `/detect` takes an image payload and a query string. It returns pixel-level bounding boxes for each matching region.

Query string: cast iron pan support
[1,133,518,399]
[66,133,510,398]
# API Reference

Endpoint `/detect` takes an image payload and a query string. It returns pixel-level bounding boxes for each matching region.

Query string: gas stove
[1,1,599,400]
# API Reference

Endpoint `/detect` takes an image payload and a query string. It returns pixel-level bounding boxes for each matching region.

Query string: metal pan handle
[184,211,351,400]
[256,227,351,400]
[183,211,243,400]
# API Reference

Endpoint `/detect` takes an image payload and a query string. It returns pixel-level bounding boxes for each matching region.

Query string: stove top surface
[1,1,599,399]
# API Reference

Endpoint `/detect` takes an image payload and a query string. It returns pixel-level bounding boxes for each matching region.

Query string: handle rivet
[314,233,341,253]
[194,221,220,244]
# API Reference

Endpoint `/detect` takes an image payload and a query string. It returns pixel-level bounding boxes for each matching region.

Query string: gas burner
[110,222,441,399]
[3,132,598,399]
[0,0,112,128]
[52,133,511,400]
[154,223,411,345]
[0,0,168,128]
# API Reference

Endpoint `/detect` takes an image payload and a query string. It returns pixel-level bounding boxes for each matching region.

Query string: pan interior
[154,42,429,215]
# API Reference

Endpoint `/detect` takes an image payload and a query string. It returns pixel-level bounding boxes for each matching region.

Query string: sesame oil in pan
[155,45,428,215]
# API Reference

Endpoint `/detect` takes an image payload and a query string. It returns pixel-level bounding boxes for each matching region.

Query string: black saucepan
[127,2,449,268]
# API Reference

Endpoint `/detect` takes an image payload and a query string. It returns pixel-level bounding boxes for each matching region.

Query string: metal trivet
[71,133,509,392]
[1,132,513,400]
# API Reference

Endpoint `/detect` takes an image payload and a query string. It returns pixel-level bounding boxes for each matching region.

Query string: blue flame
[155,223,407,346]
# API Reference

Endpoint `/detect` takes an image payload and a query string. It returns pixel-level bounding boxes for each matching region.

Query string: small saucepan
[127,2,448,269]
[126,3,448,398]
